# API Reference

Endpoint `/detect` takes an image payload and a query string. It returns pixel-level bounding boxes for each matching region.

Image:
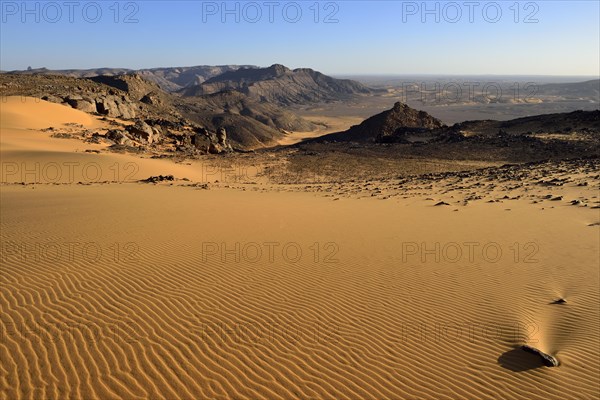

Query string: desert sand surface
[277,116,365,146]
[1,98,599,400]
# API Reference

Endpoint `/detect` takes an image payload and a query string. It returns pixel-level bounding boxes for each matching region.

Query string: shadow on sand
[498,348,547,372]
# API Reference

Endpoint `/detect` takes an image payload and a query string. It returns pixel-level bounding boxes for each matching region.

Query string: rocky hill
[0,73,177,120]
[318,102,445,142]
[177,90,317,148]
[181,64,371,105]
[454,110,600,136]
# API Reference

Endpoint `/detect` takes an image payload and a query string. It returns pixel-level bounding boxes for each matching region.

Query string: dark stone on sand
[141,175,175,183]
[551,298,567,304]
[434,201,450,206]
[521,345,559,367]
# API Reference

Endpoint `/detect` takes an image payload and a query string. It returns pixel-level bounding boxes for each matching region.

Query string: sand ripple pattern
[1,185,599,400]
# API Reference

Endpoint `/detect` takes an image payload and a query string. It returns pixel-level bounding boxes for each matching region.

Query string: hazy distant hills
[8,67,132,78]
[536,79,600,99]
[181,64,371,105]
[134,66,257,92]
[6,65,257,92]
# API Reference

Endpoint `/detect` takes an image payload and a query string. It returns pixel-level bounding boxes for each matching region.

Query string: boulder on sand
[65,95,97,113]
[105,129,133,146]
[127,120,158,144]
[521,345,559,367]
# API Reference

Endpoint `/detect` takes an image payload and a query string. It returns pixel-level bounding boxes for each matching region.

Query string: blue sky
[1,1,599,75]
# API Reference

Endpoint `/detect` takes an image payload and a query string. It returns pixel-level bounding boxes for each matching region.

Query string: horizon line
[1,65,599,79]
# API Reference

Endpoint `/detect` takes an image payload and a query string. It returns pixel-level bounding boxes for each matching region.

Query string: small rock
[141,175,175,183]
[521,345,559,367]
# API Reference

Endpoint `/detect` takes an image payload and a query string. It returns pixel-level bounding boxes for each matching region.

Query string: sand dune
[0,97,99,130]
[1,98,599,400]
[277,116,365,146]
[0,97,235,184]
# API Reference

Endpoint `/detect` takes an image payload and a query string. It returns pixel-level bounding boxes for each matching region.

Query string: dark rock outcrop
[127,120,158,144]
[96,95,138,119]
[208,127,233,154]
[65,95,97,113]
[141,175,175,183]
[316,102,445,143]
[105,129,133,146]
[454,110,600,137]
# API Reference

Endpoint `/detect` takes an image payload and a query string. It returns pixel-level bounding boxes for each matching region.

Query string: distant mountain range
[5,65,257,92]
[6,63,372,107]
[181,64,371,105]
[535,79,600,99]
